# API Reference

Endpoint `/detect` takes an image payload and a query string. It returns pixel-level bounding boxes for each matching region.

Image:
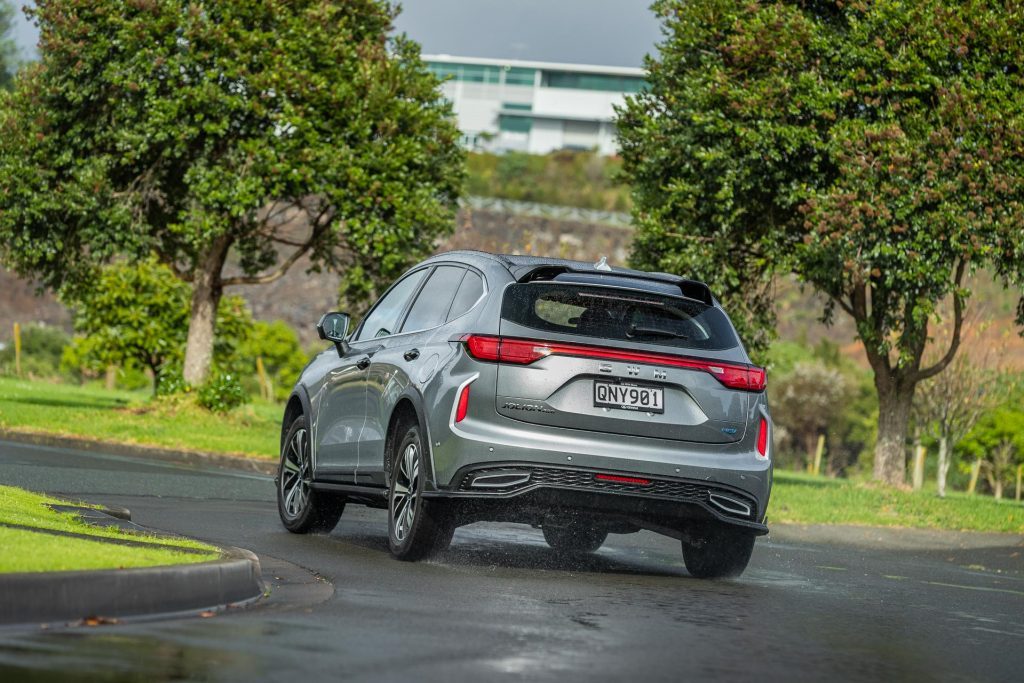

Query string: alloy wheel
[281,427,311,520]
[391,442,420,542]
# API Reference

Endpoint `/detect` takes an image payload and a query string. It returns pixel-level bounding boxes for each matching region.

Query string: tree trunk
[873,380,914,487]
[183,238,230,387]
[936,435,950,498]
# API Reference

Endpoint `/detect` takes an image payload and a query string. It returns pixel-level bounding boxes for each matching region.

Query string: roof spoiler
[515,265,714,306]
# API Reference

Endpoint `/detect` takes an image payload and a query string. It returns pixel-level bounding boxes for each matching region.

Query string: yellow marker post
[13,323,21,377]
[256,356,270,400]
[1016,464,1022,503]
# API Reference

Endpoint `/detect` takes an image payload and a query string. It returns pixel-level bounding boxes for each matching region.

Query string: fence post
[13,323,21,377]
[256,357,270,400]
[912,445,926,491]
[1016,464,1022,504]
[967,458,982,495]
[812,434,825,476]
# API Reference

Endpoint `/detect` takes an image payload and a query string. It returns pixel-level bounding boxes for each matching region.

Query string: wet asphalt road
[1,439,1023,682]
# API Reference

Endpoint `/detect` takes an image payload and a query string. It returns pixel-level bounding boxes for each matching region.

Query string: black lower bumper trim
[425,463,768,535]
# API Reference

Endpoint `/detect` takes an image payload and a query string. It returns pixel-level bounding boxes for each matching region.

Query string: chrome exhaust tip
[469,471,532,489]
[707,493,752,518]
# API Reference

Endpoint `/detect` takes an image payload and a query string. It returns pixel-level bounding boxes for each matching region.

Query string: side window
[446,270,484,322]
[401,266,465,333]
[355,269,428,341]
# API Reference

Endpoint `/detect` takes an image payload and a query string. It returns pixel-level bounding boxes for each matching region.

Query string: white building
[425,55,645,156]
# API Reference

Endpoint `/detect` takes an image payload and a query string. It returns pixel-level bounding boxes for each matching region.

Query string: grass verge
[769,470,1024,534]
[0,377,279,458]
[2,378,1021,534]
[0,485,220,573]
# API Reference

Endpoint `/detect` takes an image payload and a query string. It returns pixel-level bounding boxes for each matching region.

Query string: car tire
[387,421,454,561]
[542,524,607,554]
[277,416,345,534]
[681,525,756,579]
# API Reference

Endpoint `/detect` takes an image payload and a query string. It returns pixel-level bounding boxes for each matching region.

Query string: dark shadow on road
[331,527,690,579]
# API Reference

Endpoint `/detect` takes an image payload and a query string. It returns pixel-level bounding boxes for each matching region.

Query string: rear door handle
[403,348,420,362]
[356,356,371,370]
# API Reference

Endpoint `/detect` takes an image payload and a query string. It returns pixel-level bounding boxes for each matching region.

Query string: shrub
[196,371,248,413]
[241,320,312,401]
[0,323,68,379]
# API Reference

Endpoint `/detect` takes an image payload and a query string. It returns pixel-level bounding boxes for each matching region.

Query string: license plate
[593,381,664,414]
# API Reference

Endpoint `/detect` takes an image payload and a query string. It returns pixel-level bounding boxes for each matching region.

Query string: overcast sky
[10,1,661,67]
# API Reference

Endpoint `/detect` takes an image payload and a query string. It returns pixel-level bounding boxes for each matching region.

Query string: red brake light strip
[462,334,766,392]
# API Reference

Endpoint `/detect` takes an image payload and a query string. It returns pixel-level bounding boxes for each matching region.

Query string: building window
[542,71,645,93]
[502,102,532,111]
[460,64,501,84]
[426,62,502,84]
[504,67,537,86]
[499,114,532,134]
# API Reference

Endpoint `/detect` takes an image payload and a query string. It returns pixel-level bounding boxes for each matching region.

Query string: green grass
[0,377,279,458]
[770,470,1024,534]
[0,485,219,573]
[3,378,1021,534]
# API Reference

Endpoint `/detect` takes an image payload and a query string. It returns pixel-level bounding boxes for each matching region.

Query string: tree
[959,406,1024,500]
[241,320,311,402]
[65,258,251,395]
[618,0,1024,486]
[0,0,16,90]
[0,0,464,386]
[771,360,848,471]
[913,352,996,497]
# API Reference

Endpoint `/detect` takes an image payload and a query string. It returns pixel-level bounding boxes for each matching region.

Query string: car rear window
[501,283,738,351]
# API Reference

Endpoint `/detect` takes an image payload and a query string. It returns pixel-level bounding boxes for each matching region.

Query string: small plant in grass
[196,371,249,413]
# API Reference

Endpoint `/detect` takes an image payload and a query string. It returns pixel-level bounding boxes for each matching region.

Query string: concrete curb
[0,504,266,626]
[0,429,277,476]
[0,547,264,626]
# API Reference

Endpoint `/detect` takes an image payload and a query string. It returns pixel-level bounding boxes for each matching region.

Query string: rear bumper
[429,409,773,523]
[425,461,769,535]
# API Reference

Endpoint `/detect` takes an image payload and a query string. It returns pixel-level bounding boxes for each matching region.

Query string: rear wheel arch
[384,393,432,485]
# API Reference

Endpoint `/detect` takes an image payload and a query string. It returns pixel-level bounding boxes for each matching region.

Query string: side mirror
[317,312,351,356]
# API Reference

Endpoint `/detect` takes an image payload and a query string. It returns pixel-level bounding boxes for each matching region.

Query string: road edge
[0,428,276,475]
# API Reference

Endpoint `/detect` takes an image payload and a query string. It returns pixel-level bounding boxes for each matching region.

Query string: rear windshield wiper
[627,325,689,340]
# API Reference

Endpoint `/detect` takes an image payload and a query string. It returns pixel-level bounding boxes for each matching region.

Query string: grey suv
[276,251,771,578]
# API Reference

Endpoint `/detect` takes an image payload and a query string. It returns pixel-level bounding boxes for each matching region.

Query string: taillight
[455,384,471,423]
[756,417,769,458]
[461,334,767,392]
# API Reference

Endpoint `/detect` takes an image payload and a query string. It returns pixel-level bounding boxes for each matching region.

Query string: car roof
[425,250,715,306]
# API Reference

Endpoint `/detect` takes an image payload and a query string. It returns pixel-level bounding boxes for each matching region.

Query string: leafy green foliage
[768,340,876,475]
[0,0,464,383]
[62,258,252,395]
[64,259,191,378]
[0,0,16,91]
[619,0,1024,484]
[958,379,1024,497]
[0,323,67,379]
[466,151,631,211]
[241,320,312,402]
[195,370,248,413]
